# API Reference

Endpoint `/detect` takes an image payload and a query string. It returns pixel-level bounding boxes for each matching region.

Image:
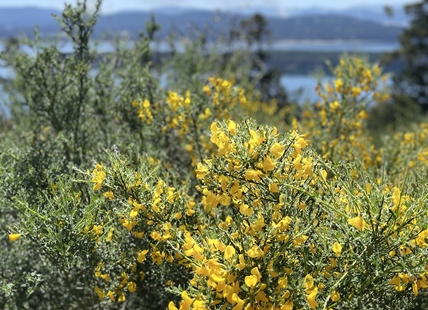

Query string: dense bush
[1,1,428,310]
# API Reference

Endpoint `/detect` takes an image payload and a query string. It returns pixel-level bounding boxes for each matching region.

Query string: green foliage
[1,1,428,310]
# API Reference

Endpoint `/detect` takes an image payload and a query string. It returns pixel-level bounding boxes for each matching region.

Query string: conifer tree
[393,0,428,113]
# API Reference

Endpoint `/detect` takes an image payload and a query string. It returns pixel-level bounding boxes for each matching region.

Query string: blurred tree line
[227,12,289,108]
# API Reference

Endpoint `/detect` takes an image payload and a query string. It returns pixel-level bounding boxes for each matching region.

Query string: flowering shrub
[2,2,428,310]
[294,56,391,168]
[166,120,428,310]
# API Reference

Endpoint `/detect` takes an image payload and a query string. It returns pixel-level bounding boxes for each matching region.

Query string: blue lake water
[269,40,399,53]
[280,75,328,104]
[0,39,399,54]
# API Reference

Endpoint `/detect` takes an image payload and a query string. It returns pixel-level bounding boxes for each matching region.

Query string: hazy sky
[0,0,413,13]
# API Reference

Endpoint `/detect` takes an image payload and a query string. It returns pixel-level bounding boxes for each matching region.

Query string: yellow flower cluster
[91,163,106,190]
[167,120,428,309]
[170,120,336,309]
[132,99,153,124]
[88,156,204,303]
[385,123,428,172]
[294,56,391,170]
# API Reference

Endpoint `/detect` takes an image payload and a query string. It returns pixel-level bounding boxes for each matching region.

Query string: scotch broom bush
[1,1,428,310]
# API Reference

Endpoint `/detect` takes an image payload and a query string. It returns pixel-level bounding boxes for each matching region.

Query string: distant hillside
[0,7,403,42]
[0,7,61,38]
[290,4,409,26]
[95,11,404,42]
[268,15,402,41]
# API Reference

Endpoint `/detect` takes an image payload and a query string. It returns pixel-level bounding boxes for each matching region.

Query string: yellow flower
[91,164,106,191]
[329,100,340,111]
[132,231,144,239]
[365,183,372,194]
[251,213,265,232]
[117,292,126,302]
[276,277,288,290]
[239,204,254,216]
[224,245,236,260]
[195,162,209,179]
[151,250,164,265]
[245,275,258,288]
[193,300,206,310]
[100,273,111,282]
[143,99,150,108]
[236,254,246,270]
[251,267,262,282]
[93,182,102,191]
[269,182,279,193]
[307,287,318,309]
[321,170,328,181]
[248,130,265,150]
[103,191,114,200]
[261,156,276,172]
[91,225,103,235]
[256,290,269,302]
[137,249,149,263]
[106,290,115,302]
[332,242,342,256]
[203,85,212,96]
[348,216,366,231]
[228,120,237,135]
[335,78,343,92]
[106,228,114,242]
[275,216,291,231]
[247,245,264,258]
[413,282,419,296]
[94,286,104,299]
[168,301,178,310]
[400,245,412,256]
[390,275,400,286]
[293,235,308,247]
[122,219,137,231]
[210,121,220,134]
[232,293,245,309]
[130,207,139,218]
[8,234,21,242]
[245,169,262,181]
[127,281,137,293]
[211,273,225,284]
[180,291,194,310]
[303,274,315,291]
[351,86,362,96]
[392,187,401,208]
[280,300,293,310]
[331,290,340,302]
[270,142,285,159]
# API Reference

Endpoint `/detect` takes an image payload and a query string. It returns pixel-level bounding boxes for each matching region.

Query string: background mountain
[0,5,405,41]
[0,7,61,38]
[289,4,409,26]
